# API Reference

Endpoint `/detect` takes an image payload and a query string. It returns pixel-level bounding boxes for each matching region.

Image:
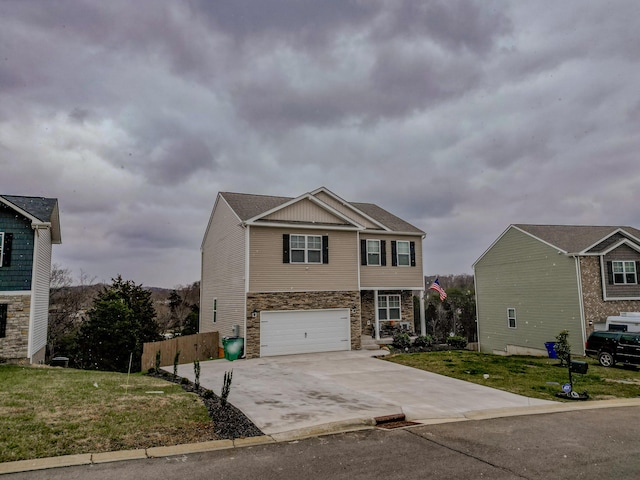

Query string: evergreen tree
[77,275,160,372]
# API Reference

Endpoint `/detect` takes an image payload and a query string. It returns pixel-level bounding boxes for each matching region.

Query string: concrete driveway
[173,350,554,437]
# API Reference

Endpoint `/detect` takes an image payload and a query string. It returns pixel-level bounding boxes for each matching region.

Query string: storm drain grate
[374,413,420,430]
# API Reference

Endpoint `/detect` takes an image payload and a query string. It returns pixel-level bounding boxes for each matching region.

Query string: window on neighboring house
[507,308,516,328]
[284,234,328,264]
[0,304,7,338]
[212,298,217,324]
[612,261,637,284]
[378,295,401,321]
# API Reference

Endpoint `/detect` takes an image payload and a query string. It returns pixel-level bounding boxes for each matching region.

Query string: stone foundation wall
[245,291,361,358]
[580,256,640,335]
[0,294,31,363]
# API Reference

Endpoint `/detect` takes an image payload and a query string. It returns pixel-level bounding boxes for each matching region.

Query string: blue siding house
[0,195,61,364]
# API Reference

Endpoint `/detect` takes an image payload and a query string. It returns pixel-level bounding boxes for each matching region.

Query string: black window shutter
[637,261,640,284]
[606,261,613,284]
[360,239,367,265]
[2,233,12,268]
[381,240,387,266]
[283,234,290,264]
[391,241,397,267]
[0,304,6,338]
[410,241,416,267]
[322,235,329,264]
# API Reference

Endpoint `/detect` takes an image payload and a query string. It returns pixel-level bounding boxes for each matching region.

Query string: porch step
[361,336,382,350]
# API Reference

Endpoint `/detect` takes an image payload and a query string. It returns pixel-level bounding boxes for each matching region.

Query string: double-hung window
[507,308,517,328]
[396,241,410,266]
[290,235,322,264]
[212,298,217,324]
[378,295,401,321]
[367,240,381,266]
[613,261,637,284]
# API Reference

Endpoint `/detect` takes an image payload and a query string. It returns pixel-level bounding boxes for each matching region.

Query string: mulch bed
[148,370,263,440]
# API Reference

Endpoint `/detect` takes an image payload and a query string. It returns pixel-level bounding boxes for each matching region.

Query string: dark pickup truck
[585,331,640,367]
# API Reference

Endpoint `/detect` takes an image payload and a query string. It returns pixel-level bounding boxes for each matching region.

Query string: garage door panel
[260,309,350,357]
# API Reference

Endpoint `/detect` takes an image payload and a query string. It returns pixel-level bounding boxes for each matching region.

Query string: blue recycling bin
[544,342,558,359]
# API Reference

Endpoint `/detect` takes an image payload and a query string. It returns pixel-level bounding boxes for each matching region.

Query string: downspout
[243,224,250,358]
[575,255,587,355]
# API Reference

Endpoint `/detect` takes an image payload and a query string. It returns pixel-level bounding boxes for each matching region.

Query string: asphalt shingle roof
[514,224,640,253]
[220,191,424,234]
[0,195,58,223]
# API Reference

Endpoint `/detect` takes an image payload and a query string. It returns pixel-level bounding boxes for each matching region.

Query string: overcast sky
[1,1,639,288]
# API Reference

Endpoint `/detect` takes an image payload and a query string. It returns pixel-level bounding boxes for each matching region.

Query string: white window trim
[612,260,637,285]
[0,232,4,266]
[367,239,381,266]
[507,307,516,329]
[378,294,401,321]
[396,240,410,267]
[290,234,322,264]
[213,298,217,324]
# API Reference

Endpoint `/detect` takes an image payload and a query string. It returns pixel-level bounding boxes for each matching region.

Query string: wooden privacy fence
[141,332,219,372]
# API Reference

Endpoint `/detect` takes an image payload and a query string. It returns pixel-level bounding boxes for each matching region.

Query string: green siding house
[474,224,640,356]
[0,195,61,364]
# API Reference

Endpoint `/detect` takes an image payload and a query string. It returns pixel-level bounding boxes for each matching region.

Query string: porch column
[374,289,380,340]
[419,289,426,336]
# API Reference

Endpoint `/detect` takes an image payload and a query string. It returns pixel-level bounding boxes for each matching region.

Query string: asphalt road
[5,407,640,480]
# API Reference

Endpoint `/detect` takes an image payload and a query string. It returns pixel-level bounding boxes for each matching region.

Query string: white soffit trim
[244,192,365,229]
[309,186,391,231]
[578,228,640,254]
[599,238,640,256]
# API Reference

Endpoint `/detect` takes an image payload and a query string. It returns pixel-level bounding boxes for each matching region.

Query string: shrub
[155,350,161,372]
[554,330,571,366]
[446,336,468,349]
[202,389,215,400]
[221,370,233,408]
[193,359,201,390]
[173,350,180,379]
[413,335,433,349]
[392,332,412,350]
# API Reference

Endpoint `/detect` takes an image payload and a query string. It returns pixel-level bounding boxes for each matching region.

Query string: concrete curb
[2,399,638,475]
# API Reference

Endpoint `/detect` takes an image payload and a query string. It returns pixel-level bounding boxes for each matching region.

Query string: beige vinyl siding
[313,191,379,229]
[249,227,358,292]
[262,198,348,225]
[475,227,584,355]
[29,227,52,360]
[360,235,424,289]
[201,197,247,340]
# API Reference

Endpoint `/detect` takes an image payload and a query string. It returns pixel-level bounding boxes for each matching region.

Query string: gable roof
[0,195,62,243]
[513,224,640,254]
[218,188,424,234]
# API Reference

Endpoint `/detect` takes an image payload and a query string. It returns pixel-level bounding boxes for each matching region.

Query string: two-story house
[474,224,640,357]
[0,195,61,364]
[201,187,426,358]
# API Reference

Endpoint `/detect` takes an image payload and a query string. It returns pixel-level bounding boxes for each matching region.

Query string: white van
[593,312,640,333]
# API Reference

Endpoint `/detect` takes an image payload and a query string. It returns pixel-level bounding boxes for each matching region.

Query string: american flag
[429,278,447,301]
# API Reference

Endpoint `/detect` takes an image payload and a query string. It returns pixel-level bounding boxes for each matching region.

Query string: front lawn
[0,365,216,463]
[384,350,640,401]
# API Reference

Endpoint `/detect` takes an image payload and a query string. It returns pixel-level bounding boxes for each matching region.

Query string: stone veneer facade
[0,295,31,363]
[360,290,415,337]
[580,256,640,335]
[245,291,361,358]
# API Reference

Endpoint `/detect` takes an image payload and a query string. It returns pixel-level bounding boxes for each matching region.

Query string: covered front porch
[360,289,426,341]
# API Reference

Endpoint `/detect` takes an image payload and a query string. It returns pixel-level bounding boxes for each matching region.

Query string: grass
[0,365,215,463]
[385,350,640,401]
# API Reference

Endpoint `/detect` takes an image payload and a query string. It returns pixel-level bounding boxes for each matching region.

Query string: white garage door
[260,309,351,357]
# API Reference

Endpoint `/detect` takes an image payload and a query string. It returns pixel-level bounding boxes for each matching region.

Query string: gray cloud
[0,1,639,286]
